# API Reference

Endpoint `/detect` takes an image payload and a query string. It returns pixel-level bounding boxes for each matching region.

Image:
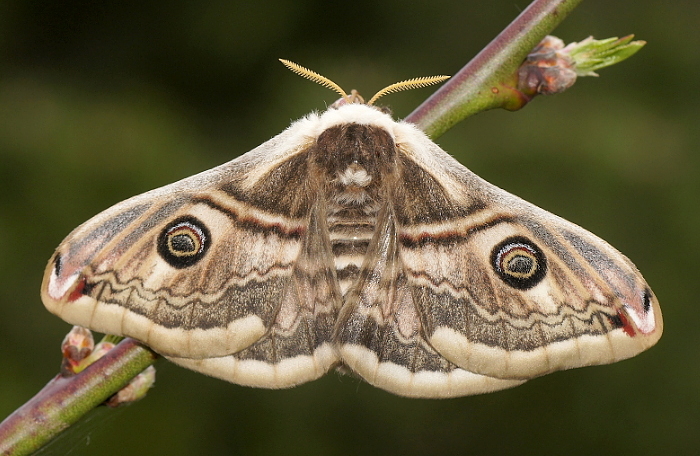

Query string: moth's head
[279,59,449,111]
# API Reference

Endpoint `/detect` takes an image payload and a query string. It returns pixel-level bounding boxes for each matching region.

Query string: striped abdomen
[327,163,381,296]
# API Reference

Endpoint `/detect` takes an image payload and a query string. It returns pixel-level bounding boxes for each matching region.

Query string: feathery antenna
[279,59,349,102]
[367,75,450,106]
[279,59,449,106]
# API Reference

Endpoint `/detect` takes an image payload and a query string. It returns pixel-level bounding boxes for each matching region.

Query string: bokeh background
[0,0,696,454]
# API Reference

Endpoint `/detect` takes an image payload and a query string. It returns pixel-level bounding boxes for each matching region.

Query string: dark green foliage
[0,0,695,454]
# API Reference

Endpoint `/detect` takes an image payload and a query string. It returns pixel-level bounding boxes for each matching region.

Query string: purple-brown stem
[405,0,583,138]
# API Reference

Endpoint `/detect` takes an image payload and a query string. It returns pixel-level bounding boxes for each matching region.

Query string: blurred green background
[0,0,696,454]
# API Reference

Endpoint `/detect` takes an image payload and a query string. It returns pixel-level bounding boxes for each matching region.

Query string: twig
[405,0,584,138]
[0,339,157,455]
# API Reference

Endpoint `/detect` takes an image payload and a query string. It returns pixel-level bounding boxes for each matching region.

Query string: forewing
[392,137,663,380]
[41,131,339,365]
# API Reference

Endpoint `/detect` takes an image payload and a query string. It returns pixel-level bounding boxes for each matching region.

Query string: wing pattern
[42,103,662,397]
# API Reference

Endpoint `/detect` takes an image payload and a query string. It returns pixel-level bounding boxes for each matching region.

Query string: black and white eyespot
[491,236,547,290]
[157,216,211,268]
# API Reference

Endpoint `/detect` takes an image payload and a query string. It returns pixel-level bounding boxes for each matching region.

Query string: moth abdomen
[327,218,378,296]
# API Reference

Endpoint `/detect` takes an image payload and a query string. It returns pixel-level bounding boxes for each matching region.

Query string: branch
[0,338,157,455]
[405,0,584,137]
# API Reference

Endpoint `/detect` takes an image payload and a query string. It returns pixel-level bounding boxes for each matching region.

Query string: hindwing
[335,206,524,398]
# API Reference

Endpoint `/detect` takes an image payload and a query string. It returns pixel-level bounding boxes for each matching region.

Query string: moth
[41,60,662,398]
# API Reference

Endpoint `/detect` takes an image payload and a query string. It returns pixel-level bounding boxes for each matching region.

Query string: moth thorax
[311,124,396,180]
